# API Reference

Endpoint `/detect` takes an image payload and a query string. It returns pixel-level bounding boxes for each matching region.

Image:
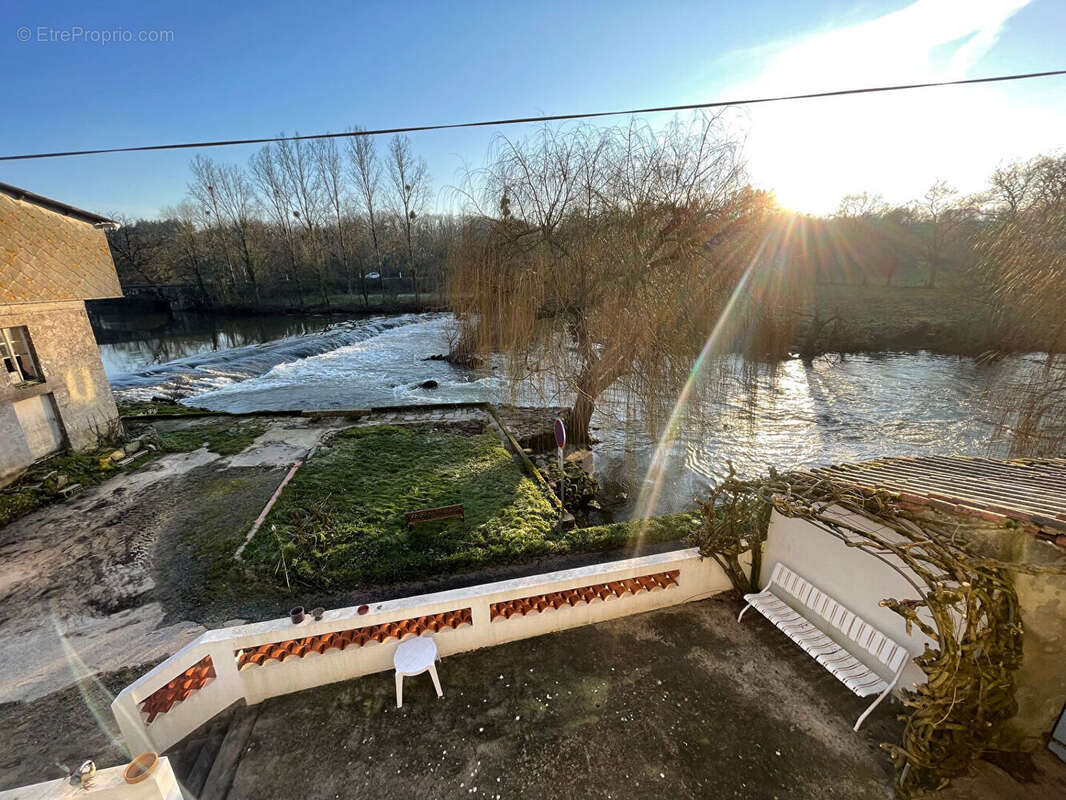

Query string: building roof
[811,455,1066,540]
[0,181,116,227]
[1,185,122,305]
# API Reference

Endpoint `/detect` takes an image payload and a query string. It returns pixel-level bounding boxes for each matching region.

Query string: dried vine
[688,468,770,593]
[693,467,1064,796]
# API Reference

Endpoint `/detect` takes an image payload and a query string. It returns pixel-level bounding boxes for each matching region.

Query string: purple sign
[554,418,566,449]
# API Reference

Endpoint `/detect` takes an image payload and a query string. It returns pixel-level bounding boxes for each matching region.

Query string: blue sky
[1,0,1064,217]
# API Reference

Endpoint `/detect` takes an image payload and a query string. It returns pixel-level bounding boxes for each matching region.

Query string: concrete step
[200,703,261,800]
[165,703,238,797]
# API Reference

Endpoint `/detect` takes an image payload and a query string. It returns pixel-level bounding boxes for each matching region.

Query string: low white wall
[0,757,181,800]
[763,509,933,690]
[113,548,732,755]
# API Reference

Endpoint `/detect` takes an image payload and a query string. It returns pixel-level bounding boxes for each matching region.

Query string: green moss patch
[241,424,559,588]
[0,419,265,529]
[118,400,209,418]
[239,424,699,593]
[557,513,699,552]
[156,420,266,456]
[0,448,145,528]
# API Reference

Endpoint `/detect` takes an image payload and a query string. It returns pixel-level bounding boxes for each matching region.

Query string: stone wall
[0,300,119,479]
[970,524,1066,750]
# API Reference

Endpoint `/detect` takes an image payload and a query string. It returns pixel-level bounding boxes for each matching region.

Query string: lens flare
[631,217,798,535]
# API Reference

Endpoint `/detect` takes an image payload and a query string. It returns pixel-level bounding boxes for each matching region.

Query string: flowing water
[102,312,1010,518]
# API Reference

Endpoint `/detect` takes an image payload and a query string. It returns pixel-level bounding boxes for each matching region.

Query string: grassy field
[240,424,698,591]
[808,280,993,355]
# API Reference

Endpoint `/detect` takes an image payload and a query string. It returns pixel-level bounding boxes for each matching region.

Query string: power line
[3,69,1064,162]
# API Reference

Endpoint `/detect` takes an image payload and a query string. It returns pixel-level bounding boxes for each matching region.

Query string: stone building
[0,182,123,483]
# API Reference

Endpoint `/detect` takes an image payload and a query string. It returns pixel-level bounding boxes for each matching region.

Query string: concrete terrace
[177,598,902,800]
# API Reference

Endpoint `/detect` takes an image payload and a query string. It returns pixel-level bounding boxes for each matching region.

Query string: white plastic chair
[394,636,443,708]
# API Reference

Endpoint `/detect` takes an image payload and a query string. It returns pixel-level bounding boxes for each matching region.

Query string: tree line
[108,131,455,309]
[109,130,1051,313]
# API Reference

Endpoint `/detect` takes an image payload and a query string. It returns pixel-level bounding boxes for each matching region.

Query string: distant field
[809,280,992,355]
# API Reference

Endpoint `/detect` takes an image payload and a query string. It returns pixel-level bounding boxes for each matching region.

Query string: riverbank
[804,282,994,356]
[209,291,446,317]
[209,282,1004,357]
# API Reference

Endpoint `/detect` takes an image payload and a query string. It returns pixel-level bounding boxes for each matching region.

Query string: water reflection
[95,311,350,380]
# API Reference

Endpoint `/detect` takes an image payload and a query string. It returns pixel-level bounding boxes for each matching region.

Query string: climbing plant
[692,467,1064,796]
[687,465,770,593]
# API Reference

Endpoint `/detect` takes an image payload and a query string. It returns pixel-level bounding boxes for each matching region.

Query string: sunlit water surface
[103,313,1009,518]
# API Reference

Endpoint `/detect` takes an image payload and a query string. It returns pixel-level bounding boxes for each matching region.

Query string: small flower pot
[311,607,325,621]
[123,752,158,784]
[290,606,305,624]
[357,604,370,616]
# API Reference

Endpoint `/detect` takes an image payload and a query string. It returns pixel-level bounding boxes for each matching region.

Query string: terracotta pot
[123,752,158,784]
[357,604,369,615]
[290,606,305,624]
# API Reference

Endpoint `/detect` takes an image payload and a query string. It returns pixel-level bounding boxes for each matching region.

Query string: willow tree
[448,113,781,442]
[978,154,1066,455]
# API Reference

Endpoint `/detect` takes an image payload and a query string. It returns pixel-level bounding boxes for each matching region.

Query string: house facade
[0,182,123,482]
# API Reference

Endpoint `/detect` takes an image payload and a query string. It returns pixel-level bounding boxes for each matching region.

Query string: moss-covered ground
[117,399,209,417]
[153,419,266,456]
[0,418,265,529]
[239,424,698,592]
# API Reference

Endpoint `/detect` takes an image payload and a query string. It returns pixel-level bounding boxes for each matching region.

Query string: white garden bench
[738,562,908,731]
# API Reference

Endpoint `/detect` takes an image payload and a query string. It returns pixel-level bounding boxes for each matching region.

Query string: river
[100,312,1010,518]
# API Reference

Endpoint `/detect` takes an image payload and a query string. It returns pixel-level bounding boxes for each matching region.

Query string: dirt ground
[228,597,901,800]
[0,417,335,707]
[224,597,1066,800]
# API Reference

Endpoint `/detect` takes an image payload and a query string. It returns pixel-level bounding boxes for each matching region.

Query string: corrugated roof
[811,456,1066,538]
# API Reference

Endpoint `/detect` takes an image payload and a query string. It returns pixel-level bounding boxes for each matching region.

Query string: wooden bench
[738,562,908,731]
[403,504,465,527]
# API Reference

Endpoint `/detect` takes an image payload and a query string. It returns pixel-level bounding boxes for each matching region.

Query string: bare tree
[188,157,263,303]
[836,192,888,218]
[161,202,212,304]
[250,144,304,306]
[913,180,961,288]
[189,155,239,298]
[387,135,430,302]
[276,136,330,306]
[448,114,775,442]
[348,128,385,301]
[315,138,355,295]
[106,215,169,285]
[979,154,1066,455]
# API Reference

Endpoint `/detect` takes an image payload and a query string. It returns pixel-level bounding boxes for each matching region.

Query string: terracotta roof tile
[234,608,473,670]
[139,656,216,724]
[489,570,680,621]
